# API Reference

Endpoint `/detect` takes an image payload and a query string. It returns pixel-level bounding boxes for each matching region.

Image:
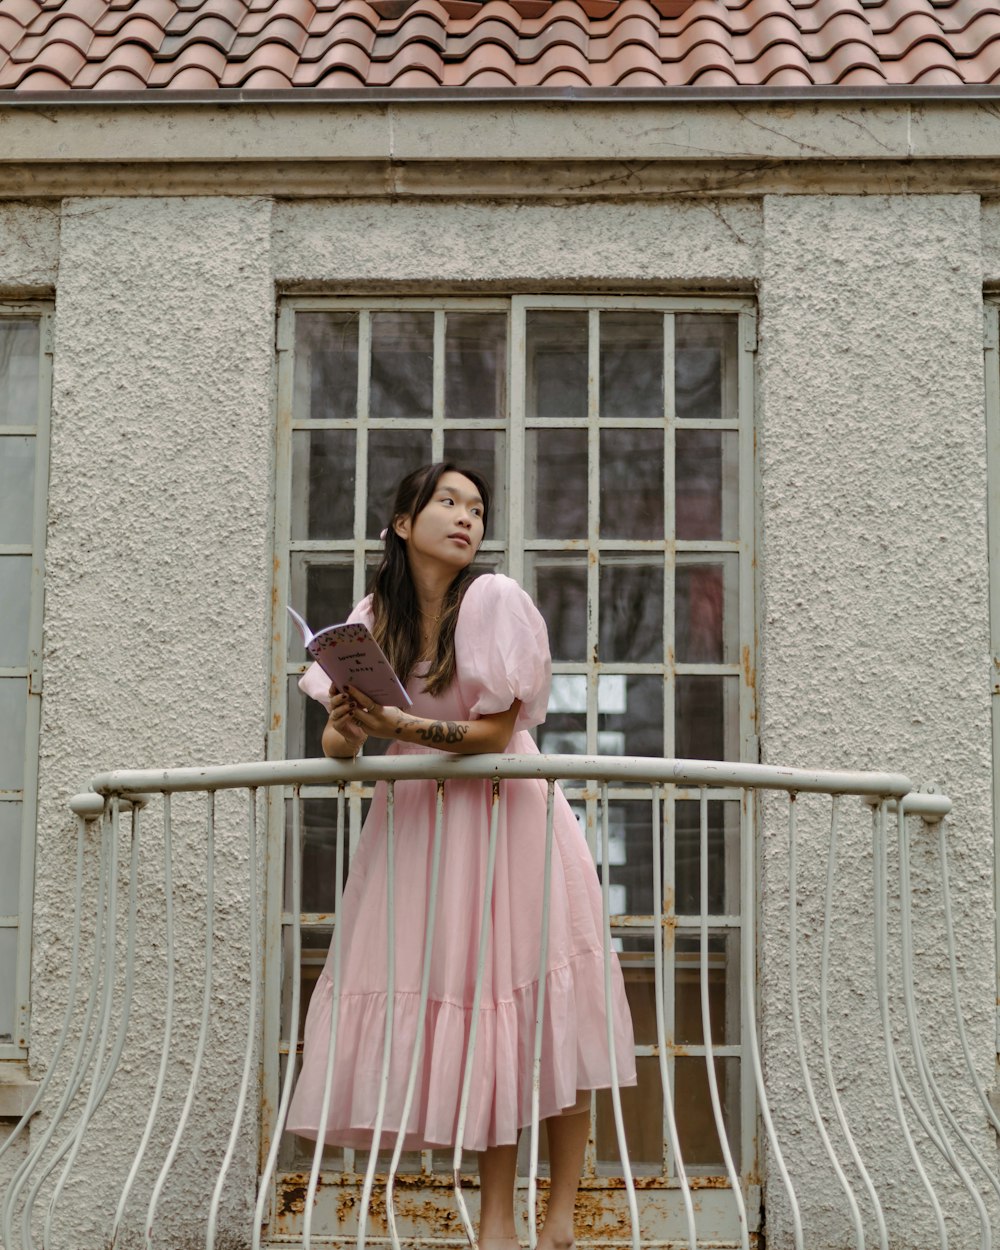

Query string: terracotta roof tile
[3,0,1000,90]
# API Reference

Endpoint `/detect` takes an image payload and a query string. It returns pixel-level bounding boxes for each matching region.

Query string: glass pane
[282,925,333,1039]
[675,930,741,1045]
[291,429,356,541]
[445,313,507,422]
[293,312,359,422]
[596,1056,663,1170]
[288,557,355,659]
[442,427,507,543]
[675,1056,740,1170]
[286,675,327,761]
[369,312,433,420]
[675,314,738,423]
[366,428,432,540]
[538,677,586,753]
[0,437,35,543]
[676,555,739,664]
[599,674,663,759]
[0,928,14,1041]
[526,427,587,540]
[600,312,663,422]
[599,428,664,540]
[0,321,40,426]
[526,311,588,421]
[0,804,21,914]
[284,799,351,914]
[674,799,741,915]
[0,681,26,790]
[676,675,739,761]
[0,558,31,667]
[617,933,655,1045]
[676,429,739,541]
[597,800,654,916]
[599,563,663,663]
[530,558,587,662]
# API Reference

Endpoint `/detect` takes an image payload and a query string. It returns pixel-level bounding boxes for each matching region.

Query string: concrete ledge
[0,98,995,168]
[0,1068,39,1119]
[4,157,1000,199]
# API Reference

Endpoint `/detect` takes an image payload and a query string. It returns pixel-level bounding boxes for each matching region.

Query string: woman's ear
[393,515,410,541]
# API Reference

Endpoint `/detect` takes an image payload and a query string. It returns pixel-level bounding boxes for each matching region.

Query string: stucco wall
[758,193,995,1249]
[23,195,276,1250]
[0,202,59,290]
[272,197,761,286]
[1,186,997,1250]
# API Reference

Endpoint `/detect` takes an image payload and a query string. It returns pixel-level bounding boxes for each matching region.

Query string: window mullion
[353,311,372,605]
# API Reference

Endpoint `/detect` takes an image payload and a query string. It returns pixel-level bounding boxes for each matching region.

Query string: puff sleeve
[297,595,374,712]
[454,575,551,731]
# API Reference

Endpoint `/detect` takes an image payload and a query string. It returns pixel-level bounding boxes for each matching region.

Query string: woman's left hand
[344,685,405,740]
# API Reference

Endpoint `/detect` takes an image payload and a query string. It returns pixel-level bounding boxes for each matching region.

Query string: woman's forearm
[389,712,509,754]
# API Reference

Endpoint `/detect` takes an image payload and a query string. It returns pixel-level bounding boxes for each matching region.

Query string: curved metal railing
[1,754,983,1250]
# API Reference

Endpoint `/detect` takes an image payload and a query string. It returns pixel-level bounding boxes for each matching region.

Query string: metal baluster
[43,797,141,1250]
[699,787,748,1250]
[3,804,111,1250]
[651,787,696,1248]
[144,791,215,1248]
[894,805,992,1248]
[358,782,397,1250]
[386,781,445,1250]
[872,801,947,1249]
[112,794,176,1248]
[528,780,556,1250]
[0,812,87,1169]
[600,782,640,1250]
[304,784,347,1249]
[788,794,859,1249]
[742,791,799,1250]
[453,779,502,1249]
[938,814,1000,1136]
[253,785,304,1250]
[819,796,887,1250]
[208,788,262,1250]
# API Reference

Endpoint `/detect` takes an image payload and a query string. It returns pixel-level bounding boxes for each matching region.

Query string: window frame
[261,292,759,1227]
[0,301,53,1062]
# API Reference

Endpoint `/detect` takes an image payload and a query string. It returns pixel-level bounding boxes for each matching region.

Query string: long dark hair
[371,462,492,695]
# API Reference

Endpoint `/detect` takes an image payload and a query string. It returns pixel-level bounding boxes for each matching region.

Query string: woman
[287,463,636,1250]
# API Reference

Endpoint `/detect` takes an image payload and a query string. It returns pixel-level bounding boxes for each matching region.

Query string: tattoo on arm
[416,720,470,744]
[393,715,470,745]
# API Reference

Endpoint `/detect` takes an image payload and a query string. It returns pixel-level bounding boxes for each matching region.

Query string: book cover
[287,607,413,709]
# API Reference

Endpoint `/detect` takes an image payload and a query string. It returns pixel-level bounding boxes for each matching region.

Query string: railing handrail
[71,753,919,809]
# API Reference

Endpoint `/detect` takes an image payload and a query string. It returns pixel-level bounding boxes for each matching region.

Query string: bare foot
[478,1237,521,1250]
[536,1231,575,1250]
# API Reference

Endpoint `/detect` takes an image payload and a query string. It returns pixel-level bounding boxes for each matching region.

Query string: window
[265,296,757,1239]
[0,306,52,1060]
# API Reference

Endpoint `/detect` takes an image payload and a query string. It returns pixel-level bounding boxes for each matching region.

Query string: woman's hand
[323,684,369,757]
[342,685,406,740]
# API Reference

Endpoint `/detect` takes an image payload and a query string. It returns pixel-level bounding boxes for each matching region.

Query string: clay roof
[0,0,997,91]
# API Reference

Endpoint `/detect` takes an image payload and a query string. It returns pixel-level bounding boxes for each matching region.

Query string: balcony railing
[1,754,989,1250]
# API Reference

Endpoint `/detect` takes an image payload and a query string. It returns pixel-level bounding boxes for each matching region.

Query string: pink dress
[287,574,636,1152]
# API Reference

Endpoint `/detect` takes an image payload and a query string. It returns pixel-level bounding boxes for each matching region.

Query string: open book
[287,606,413,709]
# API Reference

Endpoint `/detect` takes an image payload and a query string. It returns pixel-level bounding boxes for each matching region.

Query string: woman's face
[394,471,486,573]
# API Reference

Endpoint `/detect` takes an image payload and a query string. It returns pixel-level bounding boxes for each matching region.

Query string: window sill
[0,1065,39,1119]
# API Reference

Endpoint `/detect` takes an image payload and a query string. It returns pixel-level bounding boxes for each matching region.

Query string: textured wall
[758,193,995,1250]
[22,196,275,1250]
[273,197,761,285]
[0,202,59,289]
